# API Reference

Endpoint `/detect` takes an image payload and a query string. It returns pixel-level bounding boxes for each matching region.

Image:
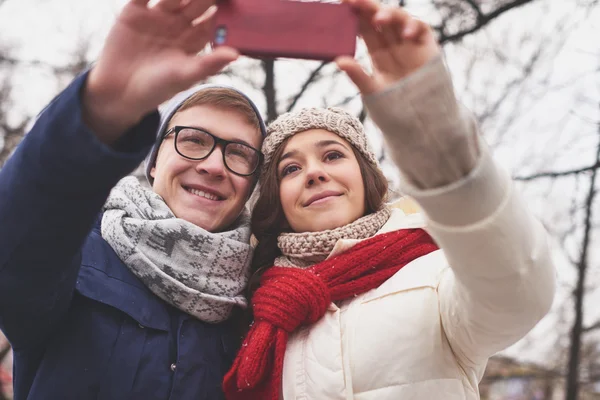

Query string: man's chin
[173,208,218,232]
[176,204,245,233]
[189,213,241,234]
[192,218,220,233]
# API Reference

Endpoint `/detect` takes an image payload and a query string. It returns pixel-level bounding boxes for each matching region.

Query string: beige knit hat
[262,107,380,168]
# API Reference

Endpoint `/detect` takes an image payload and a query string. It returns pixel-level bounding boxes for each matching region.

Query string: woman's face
[277,129,366,233]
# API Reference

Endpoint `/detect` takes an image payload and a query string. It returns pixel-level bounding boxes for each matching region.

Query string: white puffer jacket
[279,56,556,399]
[281,147,555,399]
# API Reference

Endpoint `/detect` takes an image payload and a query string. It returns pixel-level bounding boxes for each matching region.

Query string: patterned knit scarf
[101,177,253,323]
[223,227,438,400]
[276,207,392,267]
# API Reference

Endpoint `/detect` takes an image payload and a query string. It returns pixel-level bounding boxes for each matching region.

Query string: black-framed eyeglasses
[164,126,263,177]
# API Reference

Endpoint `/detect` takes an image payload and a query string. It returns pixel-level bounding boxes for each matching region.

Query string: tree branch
[565,114,600,399]
[286,62,328,113]
[463,0,484,22]
[582,319,600,333]
[436,0,537,44]
[0,120,29,168]
[514,161,600,181]
[0,54,88,76]
[358,105,367,124]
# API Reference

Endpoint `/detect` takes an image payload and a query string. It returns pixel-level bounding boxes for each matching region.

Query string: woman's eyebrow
[279,149,299,164]
[314,140,351,150]
[279,139,349,166]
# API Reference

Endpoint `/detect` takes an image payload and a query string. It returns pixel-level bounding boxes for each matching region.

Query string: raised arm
[340,0,555,365]
[0,0,238,350]
[364,55,555,365]
[0,73,157,349]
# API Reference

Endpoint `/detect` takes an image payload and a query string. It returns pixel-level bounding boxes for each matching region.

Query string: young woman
[223,0,556,399]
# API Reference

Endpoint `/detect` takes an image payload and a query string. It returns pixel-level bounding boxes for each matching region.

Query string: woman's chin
[288,205,366,233]
[300,216,355,233]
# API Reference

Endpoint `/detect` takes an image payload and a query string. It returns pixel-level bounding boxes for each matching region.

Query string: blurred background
[0,0,599,399]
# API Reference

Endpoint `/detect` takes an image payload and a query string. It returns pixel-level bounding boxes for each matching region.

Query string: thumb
[336,56,379,95]
[179,47,239,86]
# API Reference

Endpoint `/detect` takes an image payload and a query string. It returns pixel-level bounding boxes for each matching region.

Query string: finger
[181,0,216,23]
[178,47,239,84]
[336,56,379,95]
[343,0,380,18]
[374,7,404,44]
[154,0,184,13]
[380,18,400,47]
[405,19,432,44]
[346,0,388,53]
[402,18,419,39]
[357,13,387,53]
[180,15,214,53]
[131,0,150,5]
[374,6,411,40]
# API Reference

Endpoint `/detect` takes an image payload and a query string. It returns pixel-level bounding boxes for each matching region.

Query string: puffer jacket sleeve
[364,56,556,366]
[0,72,158,350]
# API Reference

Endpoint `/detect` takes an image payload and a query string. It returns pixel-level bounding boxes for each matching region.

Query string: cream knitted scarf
[275,207,392,268]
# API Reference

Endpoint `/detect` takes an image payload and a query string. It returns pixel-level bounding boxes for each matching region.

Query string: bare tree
[1,1,599,399]
[0,39,92,167]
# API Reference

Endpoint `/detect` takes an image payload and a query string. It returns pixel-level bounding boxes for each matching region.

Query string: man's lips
[304,191,343,207]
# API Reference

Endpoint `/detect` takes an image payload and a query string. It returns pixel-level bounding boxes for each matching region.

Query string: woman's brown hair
[249,136,389,290]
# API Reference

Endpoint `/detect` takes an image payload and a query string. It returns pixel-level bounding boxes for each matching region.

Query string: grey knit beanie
[144,84,267,184]
[263,107,379,168]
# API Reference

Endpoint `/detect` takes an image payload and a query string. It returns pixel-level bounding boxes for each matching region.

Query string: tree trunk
[261,59,277,123]
[565,107,600,400]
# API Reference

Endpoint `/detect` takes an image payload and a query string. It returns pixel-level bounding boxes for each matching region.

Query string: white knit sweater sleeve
[364,55,556,365]
[364,54,480,190]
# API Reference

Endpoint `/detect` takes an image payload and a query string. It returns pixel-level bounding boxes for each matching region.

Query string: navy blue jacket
[0,74,240,399]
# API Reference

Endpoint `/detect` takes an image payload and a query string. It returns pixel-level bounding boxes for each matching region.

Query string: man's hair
[176,87,261,132]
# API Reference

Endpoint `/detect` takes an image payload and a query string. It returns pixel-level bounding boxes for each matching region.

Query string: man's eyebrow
[176,125,258,149]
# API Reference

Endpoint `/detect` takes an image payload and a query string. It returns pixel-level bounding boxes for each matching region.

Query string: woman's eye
[281,165,300,177]
[325,151,343,161]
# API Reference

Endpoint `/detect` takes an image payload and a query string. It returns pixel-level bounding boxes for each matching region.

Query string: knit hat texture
[262,107,379,167]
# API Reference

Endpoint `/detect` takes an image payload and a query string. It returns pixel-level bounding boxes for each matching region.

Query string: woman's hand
[83,0,239,144]
[337,0,441,95]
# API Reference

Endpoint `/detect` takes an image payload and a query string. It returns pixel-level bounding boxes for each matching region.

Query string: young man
[0,0,265,398]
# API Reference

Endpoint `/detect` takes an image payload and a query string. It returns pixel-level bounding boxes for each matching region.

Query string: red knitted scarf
[223,228,438,400]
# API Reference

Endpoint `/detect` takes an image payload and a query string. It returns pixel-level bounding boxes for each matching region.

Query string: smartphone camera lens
[215,26,227,45]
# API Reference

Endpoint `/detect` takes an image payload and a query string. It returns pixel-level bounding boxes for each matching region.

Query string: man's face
[151,105,262,232]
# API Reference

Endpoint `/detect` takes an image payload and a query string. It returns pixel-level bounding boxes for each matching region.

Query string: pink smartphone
[212,0,358,61]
